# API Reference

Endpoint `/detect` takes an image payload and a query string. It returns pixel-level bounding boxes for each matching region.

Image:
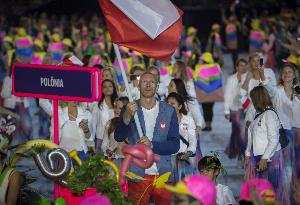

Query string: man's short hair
[198,155,222,172]
[130,65,145,75]
[140,72,159,85]
[248,52,261,62]
[236,58,248,67]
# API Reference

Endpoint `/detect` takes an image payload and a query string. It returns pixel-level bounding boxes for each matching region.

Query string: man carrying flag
[98,0,183,204]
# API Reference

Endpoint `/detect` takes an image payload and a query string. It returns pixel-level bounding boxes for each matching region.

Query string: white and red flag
[98,0,183,61]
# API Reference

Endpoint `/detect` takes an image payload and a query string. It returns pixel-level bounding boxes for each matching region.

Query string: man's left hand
[138,136,152,148]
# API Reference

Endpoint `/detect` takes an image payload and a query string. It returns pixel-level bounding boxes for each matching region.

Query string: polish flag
[98,0,183,61]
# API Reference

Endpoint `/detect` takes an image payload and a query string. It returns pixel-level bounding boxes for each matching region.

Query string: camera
[259,58,264,66]
[130,75,140,81]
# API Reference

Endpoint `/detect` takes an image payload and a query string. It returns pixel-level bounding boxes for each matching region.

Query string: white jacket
[186,79,205,128]
[264,84,300,130]
[224,73,246,114]
[246,109,281,159]
[178,115,197,154]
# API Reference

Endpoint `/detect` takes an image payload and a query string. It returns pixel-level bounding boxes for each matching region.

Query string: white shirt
[264,84,297,130]
[224,73,246,114]
[96,100,114,140]
[142,101,159,175]
[246,109,281,159]
[240,68,276,122]
[60,120,84,152]
[39,99,94,153]
[178,115,197,153]
[216,184,236,205]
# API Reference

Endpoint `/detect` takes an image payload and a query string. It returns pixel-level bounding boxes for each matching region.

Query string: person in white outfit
[39,99,94,161]
[171,61,205,133]
[167,92,197,181]
[244,85,289,204]
[264,63,300,203]
[224,58,247,160]
[240,52,276,128]
[148,65,171,101]
[94,79,118,153]
[198,155,236,205]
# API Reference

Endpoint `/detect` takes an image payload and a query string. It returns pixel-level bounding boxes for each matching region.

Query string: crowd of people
[0,5,300,205]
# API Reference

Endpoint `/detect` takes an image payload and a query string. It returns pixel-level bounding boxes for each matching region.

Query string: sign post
[12,63,102,198]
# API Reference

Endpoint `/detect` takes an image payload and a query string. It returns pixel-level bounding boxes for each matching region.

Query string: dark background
[1,0,299,51]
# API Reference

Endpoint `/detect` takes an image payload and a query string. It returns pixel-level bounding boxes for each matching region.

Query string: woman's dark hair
[166,92,188,115]
[250,86,273,113]
[171,79,193,102]
[198,155,222,172]
[107,96,129,136]
[93,64,104,70]
[129,64,144,75]
[82,54,91,67]
[117,96,129,107]
[174,60,187,81]
[98,79,118,109]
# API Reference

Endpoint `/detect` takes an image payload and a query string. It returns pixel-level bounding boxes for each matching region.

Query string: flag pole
[113,44,143,138]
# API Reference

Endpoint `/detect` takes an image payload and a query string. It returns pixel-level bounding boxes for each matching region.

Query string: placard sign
[11,63,102,199]
[12,63,102,102]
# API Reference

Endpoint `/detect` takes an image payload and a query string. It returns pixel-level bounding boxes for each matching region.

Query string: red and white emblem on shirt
[160,121,166,129]
[182,123,188,130]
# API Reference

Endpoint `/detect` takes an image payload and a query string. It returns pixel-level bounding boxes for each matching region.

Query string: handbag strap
[254,107,284,129]
[179,135,190,147]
